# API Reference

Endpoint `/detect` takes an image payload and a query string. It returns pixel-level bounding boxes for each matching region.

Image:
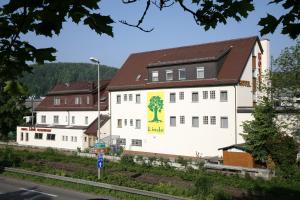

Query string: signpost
[97,153,104,179]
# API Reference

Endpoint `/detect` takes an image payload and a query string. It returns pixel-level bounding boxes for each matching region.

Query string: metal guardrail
[4,167,189,200]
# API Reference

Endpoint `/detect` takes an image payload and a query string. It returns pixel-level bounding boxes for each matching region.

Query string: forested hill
[20,63,118,96]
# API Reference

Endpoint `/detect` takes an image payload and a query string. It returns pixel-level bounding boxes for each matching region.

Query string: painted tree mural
[148,96,163,122]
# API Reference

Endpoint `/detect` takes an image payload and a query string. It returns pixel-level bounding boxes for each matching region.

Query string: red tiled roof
[108,36,262,91]
[85,115,110,136]
[36,80,110,111]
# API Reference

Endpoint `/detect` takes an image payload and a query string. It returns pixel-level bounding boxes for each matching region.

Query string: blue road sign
[97,154,104,169]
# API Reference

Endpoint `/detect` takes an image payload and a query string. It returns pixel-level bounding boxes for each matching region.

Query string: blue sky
[20,0,298,68]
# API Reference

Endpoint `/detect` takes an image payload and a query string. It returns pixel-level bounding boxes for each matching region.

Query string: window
[170,93,176,103]
[210,116,216,125]
[192,92,199,102]
[197,67,204,79]
[117,138,126,145]
[130,119,133,126]
[86,96,90,104]
[85,116,88,125]
[179,92,184,100]
[203,116,208,125]
[170,116,176,127]
[64,98,67,104]
[54,97,60,105]
[135,119,141,129]
[21,132,23,141]
[221,117,228,128]
[203,91,208,99]
[72,116,75,124]
[71,136,73,141]
[124,94,127,101]
[53,115,59,124]
[152,71,159,82]
[34,133,43,140]
[74,136,77,142]
[117,95,121,104]
[166,70,173,81]
[192,117,199,127]
[210,91,215,99]
[132,139,142,146]
[62,135,68,141]
[220,91,228,102]
[180,116,185,124]
[25,133,29,141]
[47,134,55,141]
[75,97,82,104]
[178,69,186,80]
[136,94,141,104]
[117,119,122,128]
[41,115,46,123]
[84,137,87,142]
[129,94,133,101]
[124,119,127,126]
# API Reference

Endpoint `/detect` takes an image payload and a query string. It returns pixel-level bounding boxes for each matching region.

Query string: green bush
[0,147,21,169]
[120,154,135,166]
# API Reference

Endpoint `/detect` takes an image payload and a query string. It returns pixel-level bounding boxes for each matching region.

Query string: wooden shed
[219,144,256,168]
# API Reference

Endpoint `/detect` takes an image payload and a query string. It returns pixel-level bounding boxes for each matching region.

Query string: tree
[271,40,300,138]
[242,97,279,162]
[148,96,164,122]
[242,97,298,176]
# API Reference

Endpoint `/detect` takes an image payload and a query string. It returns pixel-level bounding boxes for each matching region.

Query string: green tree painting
[148,96,163,123]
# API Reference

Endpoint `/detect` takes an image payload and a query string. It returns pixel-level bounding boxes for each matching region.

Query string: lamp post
[90,57,101,180]
[89,57,101,143]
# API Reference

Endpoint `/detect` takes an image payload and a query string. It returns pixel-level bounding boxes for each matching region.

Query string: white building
[16,80,111,151]
[108,36,270,157]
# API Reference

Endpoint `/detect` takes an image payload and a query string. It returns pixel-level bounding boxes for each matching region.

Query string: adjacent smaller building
[16,80,111,151]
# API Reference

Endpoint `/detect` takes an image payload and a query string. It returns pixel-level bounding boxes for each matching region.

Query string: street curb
[4,167,190,200]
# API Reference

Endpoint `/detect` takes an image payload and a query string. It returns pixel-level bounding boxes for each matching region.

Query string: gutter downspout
[234,85,237,144]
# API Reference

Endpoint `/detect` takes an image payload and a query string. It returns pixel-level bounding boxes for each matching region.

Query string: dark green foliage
[120,154,135,166]
[0,147,21,170]
[193,175,213,198]
[267,135,298,178]
[20,63,118,96]
[242,97,279,162]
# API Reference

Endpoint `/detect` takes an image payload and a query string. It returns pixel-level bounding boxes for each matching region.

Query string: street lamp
[89,57,101,144]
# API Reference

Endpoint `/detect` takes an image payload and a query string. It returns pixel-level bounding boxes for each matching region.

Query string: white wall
[110,86,238,157]
[16,126,85,150]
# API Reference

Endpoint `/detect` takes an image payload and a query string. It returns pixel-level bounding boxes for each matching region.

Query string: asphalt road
[0,175,115,200]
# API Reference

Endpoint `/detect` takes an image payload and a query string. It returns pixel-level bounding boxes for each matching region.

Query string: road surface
[0,175,115,200]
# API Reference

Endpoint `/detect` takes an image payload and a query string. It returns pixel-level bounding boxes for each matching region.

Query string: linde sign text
[147,92,164,134]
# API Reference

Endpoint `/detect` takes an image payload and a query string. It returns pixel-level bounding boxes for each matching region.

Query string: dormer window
[54,97,60,105]
[178,69,186,80]
[197,67,204,79]
[75,96,82,104]
[166,70,173,81]
[152,71,159,82]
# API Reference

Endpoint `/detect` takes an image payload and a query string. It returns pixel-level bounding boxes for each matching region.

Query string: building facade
[108,36,270,157]
[16,80,111,151]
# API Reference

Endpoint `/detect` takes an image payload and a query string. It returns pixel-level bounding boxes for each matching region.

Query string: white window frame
[179,92,184,100]
[210,91,216,99]
[170,93,176,103]
[46,134,55,141]
[131,139,142,147]
[85,116,88,125]
[197,67,204,79]
[54,97,60,105]
[170,116,176,127]
[210,116,216,125]
[86,96,90,104]
[152,71,159,82]
[75,96,82,104]
[136,94,141,104]
[203,116,208,125]
[220,91,228,102]
[178,68,186,80]
[203,91,208,99]
[129,94,133,101]
[72,116,75,124]
[53,115,59,124]
[124,94,127,101]
[117,95,121,104]
[166,70,173,81]
[135,119,141,129]
[130,119,133,126]
[180,116,185,124]
[192,92,199,102]
[34,133,43,140]
[192,117,199,127]
[221,117,228,128]
[117,119,122,128]
[41,115,46,123]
